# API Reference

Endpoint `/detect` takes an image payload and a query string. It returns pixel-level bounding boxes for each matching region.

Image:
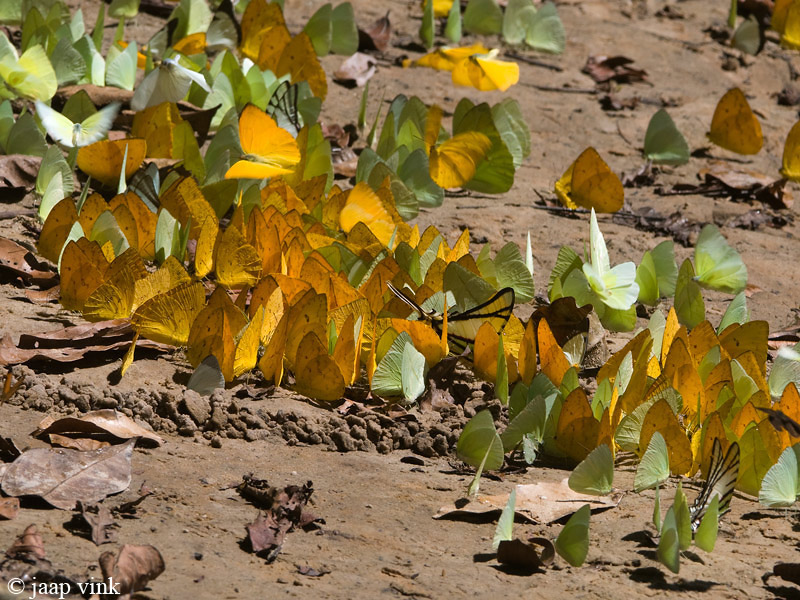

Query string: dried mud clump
[8,366,505,458]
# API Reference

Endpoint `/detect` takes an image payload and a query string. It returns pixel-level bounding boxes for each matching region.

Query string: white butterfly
[131,56,211,111]
[582,208,639,310]
[35,101,120,148]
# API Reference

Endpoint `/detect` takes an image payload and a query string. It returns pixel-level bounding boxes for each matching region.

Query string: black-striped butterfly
[386,282,515,353]
[690,438,740,531]
[267,80,301,136]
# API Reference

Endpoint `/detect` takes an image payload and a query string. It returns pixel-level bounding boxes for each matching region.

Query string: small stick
[504,52,563,72]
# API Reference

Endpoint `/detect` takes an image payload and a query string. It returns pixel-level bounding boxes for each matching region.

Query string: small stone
[182,390,211,425]
[330,430,356,452]
[412,433,435,458]
[210,436,223,448]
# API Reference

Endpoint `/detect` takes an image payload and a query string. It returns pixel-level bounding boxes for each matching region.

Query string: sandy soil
[2,0,800,598]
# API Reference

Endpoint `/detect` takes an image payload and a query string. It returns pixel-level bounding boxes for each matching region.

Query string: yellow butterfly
[387,282,514,353]
[451,50,519,92]
[781,120,800,181]
[225,105,301,180]
[555,147,623,213]
[707,88,762,155]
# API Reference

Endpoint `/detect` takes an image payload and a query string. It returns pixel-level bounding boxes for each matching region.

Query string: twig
[0,208,36,219]
[521,83,597,94]
[504,52,563,72]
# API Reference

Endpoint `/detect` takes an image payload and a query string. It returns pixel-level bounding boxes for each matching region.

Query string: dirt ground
[2,0,800,598]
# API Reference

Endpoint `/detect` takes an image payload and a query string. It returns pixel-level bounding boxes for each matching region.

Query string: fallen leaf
[244,480,316,563]
[0,155,41,191]
[0,237,58,287]
[334,53,377,87]
[49,434,110,451]
[582,55,648,84]
[99,544,165,596]
[7,524,46,559]
[359,11,391,52]
[2,439,135,510]
[497,537,555,571]
[74,501,119,545]
[34,409,164,447]
[725,208,792,231]
[434,479,622,524]
[0,320,172,366]
[0,497,19,519]
[0,436,21,462]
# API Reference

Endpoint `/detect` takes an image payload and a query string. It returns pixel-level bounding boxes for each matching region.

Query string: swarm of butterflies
[4,0,800,575]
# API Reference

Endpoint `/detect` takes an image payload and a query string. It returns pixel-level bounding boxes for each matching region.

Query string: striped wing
[387,282,515,353]
[267,80,301,135]
[690,439,740,531]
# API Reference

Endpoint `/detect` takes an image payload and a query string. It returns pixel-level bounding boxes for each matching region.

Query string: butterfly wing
[690,439,740,530]
[267,80,301,136]
[77,102,121,147]
[35,101,76,146]
[441,287,515,352]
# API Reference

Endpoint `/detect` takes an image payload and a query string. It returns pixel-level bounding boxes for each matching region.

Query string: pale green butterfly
[35,100,119,148]
[657,506,680,573]
[188,355,225,396]
[568,444,614,496]
[555,504,590,567]
[0,35,57,101]
[493,487,516,550]
[693,224,747,294]
[130,55,211,111]
[503,0,536,45]
[634,431,670,493]
[718,291,749,333]
[768,343,800,400]
[582,208,640,311]
[643,109,690,166]
[371,331,427,403]
[693,495,719,552]
[759,444,800,508]
[732,16,761,55]
[525,1,565,55]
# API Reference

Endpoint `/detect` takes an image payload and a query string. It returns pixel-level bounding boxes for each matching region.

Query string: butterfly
[35,101,120,148]
[689,438,740,531]
[755,406,800,438]
[387,281,514,353]
[267,80,301,135]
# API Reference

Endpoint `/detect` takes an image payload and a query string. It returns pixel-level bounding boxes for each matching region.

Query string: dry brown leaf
[76,502,119,545]
[496,537,555,571]
[35,409,164,447]
[244,480,316,563]
[0,320,172,366]
[0,155,41,191]
[49,434,110,451]
[0,497,20,520]
[7,524,46,559]
[582,55,648,84]
[2,439,135,510]
[359,11,391,52]
[434,479,622,524]
[334,53,377,87]
[0,237,58,287]
[99,544,165,597]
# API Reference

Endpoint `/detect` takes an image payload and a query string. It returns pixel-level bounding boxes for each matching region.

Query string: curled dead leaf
[2,439,135,510]
[359,11,391,52]
[7,524,46,559]
[99,544,165,596]
[334,53,377,87]
[35,409,164,447]
[496,537,555,571]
